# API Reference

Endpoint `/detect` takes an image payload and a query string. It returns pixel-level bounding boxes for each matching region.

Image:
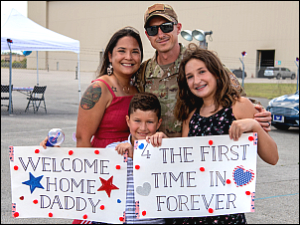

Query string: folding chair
[1,84,13,112]
[25,86,47,113]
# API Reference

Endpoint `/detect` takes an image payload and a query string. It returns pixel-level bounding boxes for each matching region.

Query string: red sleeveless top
[90,79,133,148]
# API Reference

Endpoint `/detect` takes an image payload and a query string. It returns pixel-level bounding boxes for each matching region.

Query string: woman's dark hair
[128,93,161,120]
[174,43,241,122]
[96,26,143,78]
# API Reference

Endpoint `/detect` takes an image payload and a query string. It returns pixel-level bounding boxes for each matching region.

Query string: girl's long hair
[174,43,240,122]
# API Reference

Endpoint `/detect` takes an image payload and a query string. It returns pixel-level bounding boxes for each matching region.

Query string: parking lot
[238,77,298,84]
[1,68,299,224]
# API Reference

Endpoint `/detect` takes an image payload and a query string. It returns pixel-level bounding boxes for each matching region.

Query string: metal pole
[75,64,78,80]
[239,57,245,88]
[7,41,13,115]
[204,31,212,50]
[77,53,81,102]
[199,32,212,50]
[199,41,206,49]
[37,51,39,86]
[295,60,299,92]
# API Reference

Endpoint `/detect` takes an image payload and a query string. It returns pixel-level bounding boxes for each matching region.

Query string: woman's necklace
[113,74,130,94]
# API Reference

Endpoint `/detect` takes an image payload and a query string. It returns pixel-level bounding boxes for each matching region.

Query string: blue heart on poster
[138,143,144,149]
[233,167,254,186]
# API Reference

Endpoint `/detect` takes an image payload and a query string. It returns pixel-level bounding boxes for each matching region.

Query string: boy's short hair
[128,93,161,120]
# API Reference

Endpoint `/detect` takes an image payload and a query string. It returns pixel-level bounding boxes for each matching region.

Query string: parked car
[231,69,247,78]
[266,90,299,130]
[257,68,266,78]
[263,67,296,80]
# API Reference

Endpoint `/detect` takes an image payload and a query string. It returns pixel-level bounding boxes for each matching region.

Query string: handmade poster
[133,133,257,219]
[9,146,128,223]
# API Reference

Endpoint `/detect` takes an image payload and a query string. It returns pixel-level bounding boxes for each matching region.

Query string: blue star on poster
[22,172,44,194]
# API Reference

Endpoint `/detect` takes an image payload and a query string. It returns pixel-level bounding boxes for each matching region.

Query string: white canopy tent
[1,9,81,114]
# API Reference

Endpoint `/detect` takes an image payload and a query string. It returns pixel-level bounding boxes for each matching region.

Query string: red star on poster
[97,176,119,197]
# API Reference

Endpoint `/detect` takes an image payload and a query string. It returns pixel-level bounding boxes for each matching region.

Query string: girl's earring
[107,63,113,76]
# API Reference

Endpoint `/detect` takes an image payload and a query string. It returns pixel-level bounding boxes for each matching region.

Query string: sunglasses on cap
[146,22,177,36]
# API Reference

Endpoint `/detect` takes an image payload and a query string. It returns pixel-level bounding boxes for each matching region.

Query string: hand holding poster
[9,146,127,223]
[133,133,257,219]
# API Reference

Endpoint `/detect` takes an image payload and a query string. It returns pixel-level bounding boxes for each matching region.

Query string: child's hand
[146,132,168,147]
[40,137,61,149]
[115,143,133,158]
[229,119,259,141]
[40,137,48,149]
[254,104,272,132]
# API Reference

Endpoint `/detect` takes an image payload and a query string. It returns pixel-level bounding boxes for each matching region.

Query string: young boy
[40,93,166,224]
[113,92,167,157]
[106,92,166,224]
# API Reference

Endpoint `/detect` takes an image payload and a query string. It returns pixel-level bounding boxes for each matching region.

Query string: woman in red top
[38,27,143,224]
[72,27,143,224]
[76,26,143,148]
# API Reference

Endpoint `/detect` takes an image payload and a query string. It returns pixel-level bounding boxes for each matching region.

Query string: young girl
[168,43,278,224]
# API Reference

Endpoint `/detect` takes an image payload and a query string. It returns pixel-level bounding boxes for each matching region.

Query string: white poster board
[9,146,128,223]
[133,133,257,219]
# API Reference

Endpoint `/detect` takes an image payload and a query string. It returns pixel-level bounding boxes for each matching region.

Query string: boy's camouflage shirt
[136,44,246,137]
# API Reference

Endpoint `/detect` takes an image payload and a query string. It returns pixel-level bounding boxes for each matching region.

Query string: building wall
[27,1,48,70]
[27,1,299,77]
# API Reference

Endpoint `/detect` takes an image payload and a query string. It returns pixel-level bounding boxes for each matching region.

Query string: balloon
[46,128,65,147]
[72,132,77,142]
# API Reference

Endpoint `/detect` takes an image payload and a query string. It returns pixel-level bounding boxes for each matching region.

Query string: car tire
[273,124,290,130]
[276,74,281,80]
[291,74,295,80]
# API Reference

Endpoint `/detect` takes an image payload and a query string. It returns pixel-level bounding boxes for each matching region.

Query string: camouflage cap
[144,3,178,28]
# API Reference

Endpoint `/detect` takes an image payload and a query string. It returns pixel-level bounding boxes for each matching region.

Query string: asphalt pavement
[1,68,299,224]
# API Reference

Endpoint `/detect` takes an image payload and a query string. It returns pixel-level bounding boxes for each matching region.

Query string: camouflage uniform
[136,44,246,137]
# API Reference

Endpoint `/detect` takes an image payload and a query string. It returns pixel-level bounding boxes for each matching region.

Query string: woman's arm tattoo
[80,83,102,110]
